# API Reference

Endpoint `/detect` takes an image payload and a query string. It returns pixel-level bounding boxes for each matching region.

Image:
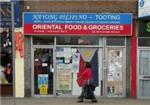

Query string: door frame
[31,45,56,97]
[104,46,126,97]
[137,47,150,99]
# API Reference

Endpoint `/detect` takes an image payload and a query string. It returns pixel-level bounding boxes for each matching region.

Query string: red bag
[76,72,84,87]
[76,71,89,87]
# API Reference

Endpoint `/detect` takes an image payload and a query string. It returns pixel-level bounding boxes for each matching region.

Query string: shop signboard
[138,0,150,18]
[24,13,132,36]
[138,20,150,37]
[0,1,21,27]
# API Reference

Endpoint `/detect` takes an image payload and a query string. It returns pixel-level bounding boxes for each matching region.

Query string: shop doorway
[138,48,150,99]
[32,47,54,96]
[105,47,126,97]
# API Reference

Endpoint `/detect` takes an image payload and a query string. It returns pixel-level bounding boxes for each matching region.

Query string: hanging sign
[0,1,21,27]
[138,0,150,18]
[24,13,132,36]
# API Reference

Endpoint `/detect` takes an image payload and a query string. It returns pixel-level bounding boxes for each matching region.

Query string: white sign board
[138,0,150,18]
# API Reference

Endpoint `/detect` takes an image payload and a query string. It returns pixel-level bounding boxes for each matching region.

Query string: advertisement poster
[38,74,48,95]
[57,70,72,90]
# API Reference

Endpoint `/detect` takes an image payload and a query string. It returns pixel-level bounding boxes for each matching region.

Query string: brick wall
[23,1,137,17]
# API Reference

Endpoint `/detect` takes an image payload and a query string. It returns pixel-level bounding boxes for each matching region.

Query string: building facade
[1,0,141,98]
[22,0,137,98]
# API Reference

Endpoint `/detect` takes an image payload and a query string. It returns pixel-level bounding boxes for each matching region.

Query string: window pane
[107,48,123,96]
[139,50,150,75]
[138,39,150,46]
[106,37,125,46]
[139,80,150,97]
[0,30,13,84]
[33,36,54,45]
[56,36,99,45]
[99,37,103,46]
[56,47,74,95]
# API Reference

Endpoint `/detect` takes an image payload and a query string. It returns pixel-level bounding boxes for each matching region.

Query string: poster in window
[38,74,48,95]
[57,70,72,90]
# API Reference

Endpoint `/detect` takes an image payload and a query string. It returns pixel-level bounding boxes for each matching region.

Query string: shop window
[56,47,73,95]
[32,36,54,45]
[106,37,125,46]
[55,47,99,96]
[56,36,99,45]
[139,80,150,96]
[139,50,150,75]
[0,30,13,84]
[138,38,150,46]
[0,30,13,96]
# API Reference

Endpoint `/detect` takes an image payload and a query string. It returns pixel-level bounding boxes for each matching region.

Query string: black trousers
[79,83,96,100]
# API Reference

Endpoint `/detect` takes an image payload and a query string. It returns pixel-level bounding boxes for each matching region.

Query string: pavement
[1,97,150,105]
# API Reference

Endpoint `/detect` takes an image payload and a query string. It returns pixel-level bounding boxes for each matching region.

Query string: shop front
[137,19,150,99]
[23,12,132,97]
[138,0,150,99]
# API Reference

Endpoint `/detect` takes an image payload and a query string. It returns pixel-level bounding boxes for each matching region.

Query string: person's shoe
[77,99,83,103]
[91,99,97,103]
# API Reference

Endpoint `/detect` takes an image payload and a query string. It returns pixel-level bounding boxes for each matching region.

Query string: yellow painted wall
[15,51,24,97]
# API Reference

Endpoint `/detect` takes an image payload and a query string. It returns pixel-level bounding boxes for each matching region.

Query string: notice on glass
[38,74,48,95]
[57,70,72,90]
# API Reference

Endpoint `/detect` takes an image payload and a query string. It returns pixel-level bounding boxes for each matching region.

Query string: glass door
[105,47,125,97]
[33,47,54,96]
[138,49,150,99]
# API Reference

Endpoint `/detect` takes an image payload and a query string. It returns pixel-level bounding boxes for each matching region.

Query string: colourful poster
[38,74,48,94]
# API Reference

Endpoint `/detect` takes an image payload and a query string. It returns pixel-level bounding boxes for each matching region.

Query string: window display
[107,48,123,96]
[0,29,13,96]
[56,47,73,95]
[0,30,13,84]
[56,47,99,96]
